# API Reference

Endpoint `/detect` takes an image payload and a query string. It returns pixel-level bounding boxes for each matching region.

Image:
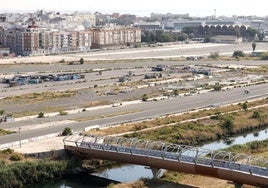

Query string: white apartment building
[91,26,141,49]
[0,24,140,56]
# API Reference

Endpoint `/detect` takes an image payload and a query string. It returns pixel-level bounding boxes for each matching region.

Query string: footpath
[13,136,65,154]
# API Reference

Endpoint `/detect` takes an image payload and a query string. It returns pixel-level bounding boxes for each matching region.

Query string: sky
[1,0,267,17]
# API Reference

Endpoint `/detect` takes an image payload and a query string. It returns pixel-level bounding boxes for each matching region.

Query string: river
[27,127,268,188]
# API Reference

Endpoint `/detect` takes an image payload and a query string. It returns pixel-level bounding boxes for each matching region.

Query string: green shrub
[59,111,68,115]
[62,127,73,136]
[59,59,65,63]
[142,94,148,101]
[1,148,14,155]
[9,153,23,161]
[242,102,248,111]
[79,58,84,64]
[134,43,142,48]
[261,52,268,60]
[210,111,222,120]
[0,110,5,115]
[252,111,261,119]
[213,83,222,91]
[208,51,219,59]
[221,116,234,134]
[0,160,68,187]
[37,112,44,118]
[233,50,245,57]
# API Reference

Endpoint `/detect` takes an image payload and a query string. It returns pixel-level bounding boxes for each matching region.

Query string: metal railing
[63,134,268,177]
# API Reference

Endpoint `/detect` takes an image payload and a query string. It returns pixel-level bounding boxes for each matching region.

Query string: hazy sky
[1,0,267,17]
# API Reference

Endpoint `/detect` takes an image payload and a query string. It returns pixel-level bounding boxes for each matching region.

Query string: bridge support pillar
[234,183,243,188]
[150,168,164,179]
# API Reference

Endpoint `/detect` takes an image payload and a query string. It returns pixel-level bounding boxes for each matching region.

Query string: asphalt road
[1,42,268,64]
[63,42,268,60]
[0,83,267,145]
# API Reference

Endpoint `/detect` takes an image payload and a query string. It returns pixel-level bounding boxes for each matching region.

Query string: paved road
[0,83,267,145]
[1,42,268,64]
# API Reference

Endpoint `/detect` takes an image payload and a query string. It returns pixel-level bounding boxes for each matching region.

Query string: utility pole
[19,127,21,148]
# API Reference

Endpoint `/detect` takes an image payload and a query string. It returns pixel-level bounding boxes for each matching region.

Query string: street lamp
[19,127,21,148]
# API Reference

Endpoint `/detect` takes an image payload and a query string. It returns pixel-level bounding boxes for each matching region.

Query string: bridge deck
[63,134,268,187]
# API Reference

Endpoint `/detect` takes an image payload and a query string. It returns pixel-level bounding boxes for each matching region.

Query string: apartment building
[91,26,141,49]
[77,30,91,51]
[3,28,22,54]
[64,13,96,28]
[21,25,40,55]
[0,27,4,45]
[49,31,60,54]
[0,23,140,56]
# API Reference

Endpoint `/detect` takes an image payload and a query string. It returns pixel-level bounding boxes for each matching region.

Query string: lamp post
[19,127,21,148]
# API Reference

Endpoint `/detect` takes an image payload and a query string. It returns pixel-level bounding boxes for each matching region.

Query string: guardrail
[64,134,268,178]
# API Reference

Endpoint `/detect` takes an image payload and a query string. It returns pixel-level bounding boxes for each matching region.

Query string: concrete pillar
[150,168,164,179]
[234,183,243,188]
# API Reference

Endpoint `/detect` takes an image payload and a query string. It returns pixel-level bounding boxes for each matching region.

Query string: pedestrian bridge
[63,134,268,187]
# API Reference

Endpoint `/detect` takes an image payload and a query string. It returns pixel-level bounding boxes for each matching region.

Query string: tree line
[141,26,262,43]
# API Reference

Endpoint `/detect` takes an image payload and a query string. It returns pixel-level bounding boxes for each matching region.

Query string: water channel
[26,127,268,188]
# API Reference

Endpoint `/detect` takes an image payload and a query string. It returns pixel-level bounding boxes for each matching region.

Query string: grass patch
[91,99,268,146]
[0,129,15,136]
[11,106,65,118]
[4,90,76,105]
[221,139,268,157]
[75,110,141,123]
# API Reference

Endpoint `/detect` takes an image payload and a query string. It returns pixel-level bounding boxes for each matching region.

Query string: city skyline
[1,0,268,17]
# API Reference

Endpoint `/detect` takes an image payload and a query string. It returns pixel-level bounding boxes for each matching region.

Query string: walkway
[64,134,268,187]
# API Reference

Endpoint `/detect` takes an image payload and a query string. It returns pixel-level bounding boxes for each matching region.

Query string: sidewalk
[12,136,65,154]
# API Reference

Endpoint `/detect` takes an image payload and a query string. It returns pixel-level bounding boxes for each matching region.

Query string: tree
[204,37,211,43]
[245,27,258,40]
[79,58,84,64]
[182,27,195,35]
[242,102,248,111]
[142,94,148,102]
[116,14,136,26]
[222,116,234,134]
[177,33,188,41]
[173,89,179,96]
[257,32,265,41]
[252,42,256,52]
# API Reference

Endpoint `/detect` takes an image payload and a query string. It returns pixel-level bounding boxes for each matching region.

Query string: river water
[27,127,268,188]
